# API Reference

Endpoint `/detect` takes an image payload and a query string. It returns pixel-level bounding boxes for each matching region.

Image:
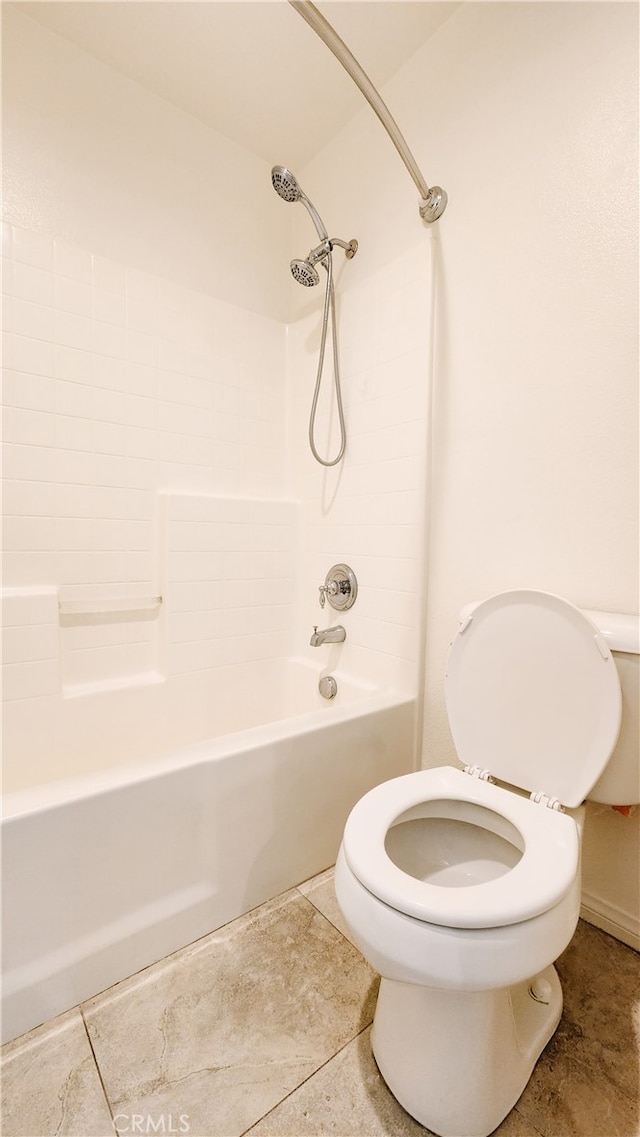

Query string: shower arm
[288,0,447,223]
[307,237,358,264]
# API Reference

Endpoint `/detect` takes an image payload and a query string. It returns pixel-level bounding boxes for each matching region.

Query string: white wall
[298,2,639,943]
[2,6,290,322]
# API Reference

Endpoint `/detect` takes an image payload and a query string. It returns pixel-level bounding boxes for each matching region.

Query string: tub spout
[310,625,346,646]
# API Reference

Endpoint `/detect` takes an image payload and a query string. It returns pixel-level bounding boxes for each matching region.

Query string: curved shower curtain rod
[289,0,447,223]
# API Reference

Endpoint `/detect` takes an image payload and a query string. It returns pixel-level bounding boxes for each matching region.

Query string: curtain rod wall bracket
[289,0,447,224]
[419,188,448,224]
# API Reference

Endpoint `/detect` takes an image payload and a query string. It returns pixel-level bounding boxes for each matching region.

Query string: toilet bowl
[335,590,639,1137]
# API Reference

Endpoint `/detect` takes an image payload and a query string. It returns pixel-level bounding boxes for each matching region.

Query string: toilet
[335,589,639,1137]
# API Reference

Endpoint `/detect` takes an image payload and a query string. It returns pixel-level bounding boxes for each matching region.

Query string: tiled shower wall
[289,241,434,693]
[2,222,433,791]
[2,217,433,700]
[164,491,296,679]
[1,222,287,706]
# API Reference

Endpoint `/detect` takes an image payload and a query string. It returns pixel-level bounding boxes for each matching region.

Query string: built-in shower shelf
[58,595,163,617]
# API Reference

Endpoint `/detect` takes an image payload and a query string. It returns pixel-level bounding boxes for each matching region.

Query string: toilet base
[371,964,562,1137]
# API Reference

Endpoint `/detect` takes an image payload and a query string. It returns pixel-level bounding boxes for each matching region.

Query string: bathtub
[1,659,416,1043]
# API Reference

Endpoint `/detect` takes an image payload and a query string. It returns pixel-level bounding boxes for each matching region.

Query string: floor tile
[297,866,357,947]
[558,919,640,1102]
[514,921,640,1136]
[246,1026,427,1136]
[494,1110,545,1137]
[1,1009,115,1137]
[248,1026,545,1137]
[83,889,378,1137]
[3,868,638,1137]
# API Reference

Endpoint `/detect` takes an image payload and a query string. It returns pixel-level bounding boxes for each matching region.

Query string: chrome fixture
[288,1,447,224]
[310,625,347,646]
[271,167,358,279]
[319,675,338,700]
[271,165,357,467]
[271,165,328,240]
[318,563,358,611]
[290,237,358,289]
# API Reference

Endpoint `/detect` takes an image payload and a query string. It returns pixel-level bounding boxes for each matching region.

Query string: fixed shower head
[271,165,328,240]
[289,239,358,288]
[290,258,320,287]
[289,240,331,288]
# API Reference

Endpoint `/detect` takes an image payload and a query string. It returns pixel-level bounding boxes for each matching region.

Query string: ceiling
[13,1,459,169]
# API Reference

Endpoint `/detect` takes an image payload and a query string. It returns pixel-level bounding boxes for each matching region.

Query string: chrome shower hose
[309,251,346,467]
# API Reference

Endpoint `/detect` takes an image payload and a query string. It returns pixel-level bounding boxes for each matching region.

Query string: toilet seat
[342,766,580,929]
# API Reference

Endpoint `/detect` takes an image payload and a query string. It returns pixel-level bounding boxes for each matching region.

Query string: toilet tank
[583,610,640,806]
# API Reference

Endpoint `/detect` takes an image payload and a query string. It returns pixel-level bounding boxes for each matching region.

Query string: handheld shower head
[269,164,302,204]
[271,165,301,203]
[271,165,328,240]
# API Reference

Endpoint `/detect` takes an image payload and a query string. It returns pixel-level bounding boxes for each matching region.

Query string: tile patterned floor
[2,867,639,1137]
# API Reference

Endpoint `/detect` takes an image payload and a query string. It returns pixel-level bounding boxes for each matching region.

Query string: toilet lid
[445,590,622,807]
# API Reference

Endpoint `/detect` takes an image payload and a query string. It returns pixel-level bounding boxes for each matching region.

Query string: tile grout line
[237,1021,376,1137]
[237,882,376,1137]
[294,889,363,955]
[79,1008,121,1137]
[294,879,353,944]
[511,1104,546,1137]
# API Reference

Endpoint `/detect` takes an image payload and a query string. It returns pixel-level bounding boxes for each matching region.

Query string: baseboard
[580,891,640,952]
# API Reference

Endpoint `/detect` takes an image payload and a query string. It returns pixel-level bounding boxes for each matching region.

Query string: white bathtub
[1,660,416,1043]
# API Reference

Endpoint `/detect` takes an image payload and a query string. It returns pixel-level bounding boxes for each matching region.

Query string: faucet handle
[318,581,338,608]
